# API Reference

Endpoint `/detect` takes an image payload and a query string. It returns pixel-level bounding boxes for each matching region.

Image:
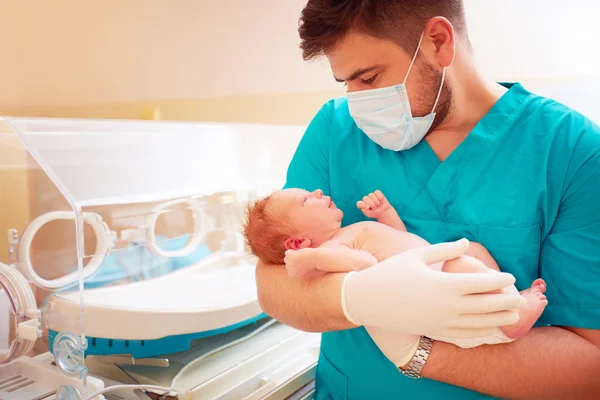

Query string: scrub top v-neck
[283,82,600,399]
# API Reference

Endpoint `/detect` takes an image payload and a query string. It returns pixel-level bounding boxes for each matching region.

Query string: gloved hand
[341,239,525,338]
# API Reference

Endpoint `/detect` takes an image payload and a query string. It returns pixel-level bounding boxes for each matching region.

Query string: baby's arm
[357,190,406,231]
[284,243,377,279]
[376,208,406,231]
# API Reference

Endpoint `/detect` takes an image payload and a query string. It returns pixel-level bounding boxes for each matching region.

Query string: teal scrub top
[283,83,600,399]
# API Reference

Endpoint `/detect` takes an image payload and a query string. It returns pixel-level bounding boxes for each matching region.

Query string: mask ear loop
[402,32,425,84]
[430,67,446,114]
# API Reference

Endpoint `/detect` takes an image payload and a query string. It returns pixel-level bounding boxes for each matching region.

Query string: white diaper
[431,283,519,349]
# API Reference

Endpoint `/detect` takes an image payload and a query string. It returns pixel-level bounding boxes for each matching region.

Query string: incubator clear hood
[0,116,307,399]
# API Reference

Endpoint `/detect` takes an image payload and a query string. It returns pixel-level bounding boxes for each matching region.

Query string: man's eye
[362,74,378,84]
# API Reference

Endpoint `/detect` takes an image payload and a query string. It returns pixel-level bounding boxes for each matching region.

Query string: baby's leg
[442,243,548,340]
[464,242,501,271]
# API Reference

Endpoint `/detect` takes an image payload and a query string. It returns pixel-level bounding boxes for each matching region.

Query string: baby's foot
[501,279,548,339]
[357,190,391,219]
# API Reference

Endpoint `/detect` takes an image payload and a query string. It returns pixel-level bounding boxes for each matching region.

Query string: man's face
[325,31,452,128]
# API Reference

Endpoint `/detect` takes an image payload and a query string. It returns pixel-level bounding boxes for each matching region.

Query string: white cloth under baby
[431,326,514,348]
[431,284,519,348]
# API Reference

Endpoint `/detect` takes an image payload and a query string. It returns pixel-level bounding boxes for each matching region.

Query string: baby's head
[243,188,343,264]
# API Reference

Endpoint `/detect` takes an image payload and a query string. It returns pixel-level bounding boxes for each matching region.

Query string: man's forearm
[255,261,355,332]
[423,326,600,399]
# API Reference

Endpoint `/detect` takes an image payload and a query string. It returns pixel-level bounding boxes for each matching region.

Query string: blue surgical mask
[347,33,446,151]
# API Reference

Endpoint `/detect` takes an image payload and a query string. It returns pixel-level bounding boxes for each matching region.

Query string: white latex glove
[364,325,421,368]
[341,239,525,338]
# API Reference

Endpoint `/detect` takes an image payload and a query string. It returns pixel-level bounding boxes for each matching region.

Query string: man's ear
[284,237,312,250]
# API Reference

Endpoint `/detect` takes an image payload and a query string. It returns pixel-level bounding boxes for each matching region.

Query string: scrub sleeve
[538,110,600,328]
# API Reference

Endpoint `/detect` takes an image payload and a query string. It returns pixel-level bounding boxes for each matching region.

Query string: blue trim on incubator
[48,312,269,358]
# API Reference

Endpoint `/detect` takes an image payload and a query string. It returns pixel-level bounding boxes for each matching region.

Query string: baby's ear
[284,237,312,250]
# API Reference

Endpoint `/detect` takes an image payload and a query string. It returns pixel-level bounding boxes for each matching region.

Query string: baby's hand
[357,190,392,219]
[284,248,321,279]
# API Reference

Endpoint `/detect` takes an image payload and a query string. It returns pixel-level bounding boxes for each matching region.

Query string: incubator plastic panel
[0,116,306,399]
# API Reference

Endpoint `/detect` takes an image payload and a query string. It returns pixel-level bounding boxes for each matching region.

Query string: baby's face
[271,188,343,244]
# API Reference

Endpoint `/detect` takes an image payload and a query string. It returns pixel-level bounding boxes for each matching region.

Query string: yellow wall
[2,1,596,111]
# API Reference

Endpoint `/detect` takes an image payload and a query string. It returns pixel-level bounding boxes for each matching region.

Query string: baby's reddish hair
[242,194,290,265]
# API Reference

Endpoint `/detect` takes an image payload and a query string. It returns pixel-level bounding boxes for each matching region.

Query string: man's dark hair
[298,0,468,61]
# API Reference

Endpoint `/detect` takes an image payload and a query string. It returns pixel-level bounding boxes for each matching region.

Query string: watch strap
[401,335,433,379]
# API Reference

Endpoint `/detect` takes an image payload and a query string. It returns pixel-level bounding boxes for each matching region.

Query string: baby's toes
[530,279,546,293]
[536,292,547,301]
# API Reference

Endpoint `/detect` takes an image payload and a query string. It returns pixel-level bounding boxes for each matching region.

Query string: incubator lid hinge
[17,310,42,341]
[7,228,19,266]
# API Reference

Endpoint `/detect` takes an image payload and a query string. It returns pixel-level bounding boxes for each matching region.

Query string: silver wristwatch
[400,336,433,379]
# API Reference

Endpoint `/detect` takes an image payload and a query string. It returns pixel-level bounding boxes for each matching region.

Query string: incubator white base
[46,252,263,340]
[88,320,320,400]
[0,353,105,400]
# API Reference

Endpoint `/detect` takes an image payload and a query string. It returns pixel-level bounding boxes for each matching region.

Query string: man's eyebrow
[334,66,380,83]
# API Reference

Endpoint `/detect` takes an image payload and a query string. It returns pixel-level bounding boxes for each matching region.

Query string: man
[256,1,600,398]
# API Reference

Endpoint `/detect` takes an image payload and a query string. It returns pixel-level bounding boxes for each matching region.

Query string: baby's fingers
[368,192,380,206]
[362,196,376,208]
[374,190,385,202]
[357,200,368,210]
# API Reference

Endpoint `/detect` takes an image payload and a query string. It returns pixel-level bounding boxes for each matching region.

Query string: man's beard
[415,60,453,135]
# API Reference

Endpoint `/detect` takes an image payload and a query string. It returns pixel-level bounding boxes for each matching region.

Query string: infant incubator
[0,116,320,400]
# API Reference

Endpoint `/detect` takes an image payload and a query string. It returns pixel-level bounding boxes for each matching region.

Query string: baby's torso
[332,221,430,261]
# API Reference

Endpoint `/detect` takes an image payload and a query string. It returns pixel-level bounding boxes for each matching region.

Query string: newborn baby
[243,188,547,343]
